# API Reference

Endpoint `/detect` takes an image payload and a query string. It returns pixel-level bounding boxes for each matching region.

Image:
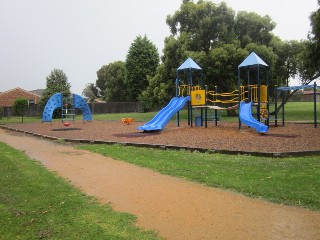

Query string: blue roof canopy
[238,52,268,68]
[277,85,320,91]
[177,57,202,71]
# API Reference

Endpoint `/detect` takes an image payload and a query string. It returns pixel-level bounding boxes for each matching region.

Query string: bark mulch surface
[4,120,320,154]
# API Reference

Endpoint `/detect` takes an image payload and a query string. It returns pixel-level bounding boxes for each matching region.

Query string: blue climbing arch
[74,94,92,121]
[42,93,92,122]
[42,93,63,122]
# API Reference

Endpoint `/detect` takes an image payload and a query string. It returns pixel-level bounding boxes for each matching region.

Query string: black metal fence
[0,102,144,118]
[88,102,143,114]
[1,104,40,118]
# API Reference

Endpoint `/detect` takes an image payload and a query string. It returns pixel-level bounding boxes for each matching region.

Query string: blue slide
[239,101,268,133]
[138,96,190,131]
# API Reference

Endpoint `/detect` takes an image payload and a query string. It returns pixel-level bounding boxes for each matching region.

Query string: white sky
[0,0,318,94]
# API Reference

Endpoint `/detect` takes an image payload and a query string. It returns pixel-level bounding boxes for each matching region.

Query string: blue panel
[238,52,268,68]
[239,101,268,133]
[177,58,202,71]
[138,96,190,131]
[42,93,62,122]
[73,94,92,121]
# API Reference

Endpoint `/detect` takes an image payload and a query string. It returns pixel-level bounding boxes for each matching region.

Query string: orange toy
[121,118,134,125]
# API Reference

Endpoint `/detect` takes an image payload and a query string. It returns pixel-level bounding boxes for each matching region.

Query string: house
[0,87,42,116]
[303,90,320,102]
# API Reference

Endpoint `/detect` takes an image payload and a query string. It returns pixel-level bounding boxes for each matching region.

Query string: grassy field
[79,144,320,211]
[276,102,318,121]
[0,142,160,240]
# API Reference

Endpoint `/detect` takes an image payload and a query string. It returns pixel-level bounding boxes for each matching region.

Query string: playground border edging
[1,125,319,158]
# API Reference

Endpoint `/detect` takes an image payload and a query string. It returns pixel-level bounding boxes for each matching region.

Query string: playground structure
[138,52,270,133]
[275,83,319,128]
[137,96,190,131]
[42,93,92,124]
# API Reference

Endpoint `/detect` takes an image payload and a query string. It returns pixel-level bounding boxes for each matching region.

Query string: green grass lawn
[0,142,160,240]
[276,102,318,121]
[78,144,320,211]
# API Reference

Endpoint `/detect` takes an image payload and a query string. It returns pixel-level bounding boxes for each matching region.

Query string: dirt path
[1,128,320,240]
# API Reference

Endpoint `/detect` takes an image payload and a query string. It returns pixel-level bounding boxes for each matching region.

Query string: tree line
[43,0,320,111]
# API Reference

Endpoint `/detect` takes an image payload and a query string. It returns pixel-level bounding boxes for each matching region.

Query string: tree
[104,61,127,102]
[271,39,305,87]
[234,11,276,48]
[162,0,281,97]
[126,35,159,102]
[299,0,320,83]
[39,69,71,117]
[166,1,235,52]
[96,65,108,97]
[268,1,320,113]
[12,97,28,123]
[139,64,171,110]
[82,83,98,102]
[206,42,249,92]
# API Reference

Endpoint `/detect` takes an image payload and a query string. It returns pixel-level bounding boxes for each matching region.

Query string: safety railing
[247,85,268,103]
[207,90,238,104]
[178,84,191,96]
[180,84,267,104]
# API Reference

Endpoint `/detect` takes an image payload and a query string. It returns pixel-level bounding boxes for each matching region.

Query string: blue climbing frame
[42,93,92,122]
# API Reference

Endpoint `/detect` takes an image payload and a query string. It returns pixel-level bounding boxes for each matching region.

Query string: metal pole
[314,82,317,128]
[205,85,208,128]
[189,69,193,127]
[215,85,218,126]
[176,78,180,127]
[247,68,250,101]
[257,65,261,122]
[215,109,218,126]
[282,92,285,126]
[238,68,241,129]
[275,86,278,127]
[267,68,270,127]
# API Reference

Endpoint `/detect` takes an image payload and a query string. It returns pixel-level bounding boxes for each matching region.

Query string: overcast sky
[0,0,318,95]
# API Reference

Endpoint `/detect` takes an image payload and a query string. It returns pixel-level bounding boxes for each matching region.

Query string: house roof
[30,89,44,96]
[0,87,42,98]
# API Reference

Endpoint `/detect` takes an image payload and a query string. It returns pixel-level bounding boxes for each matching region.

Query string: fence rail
[0,102,143,117]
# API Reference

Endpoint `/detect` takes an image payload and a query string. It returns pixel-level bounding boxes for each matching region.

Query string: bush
[12,98,28,122]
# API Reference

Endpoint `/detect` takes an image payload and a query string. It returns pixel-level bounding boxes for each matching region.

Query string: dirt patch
[1,128,320,239]
[4,120,320,154]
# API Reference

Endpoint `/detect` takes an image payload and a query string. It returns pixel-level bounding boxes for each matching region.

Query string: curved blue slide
[138,96,190,131]
[239,101,268,133]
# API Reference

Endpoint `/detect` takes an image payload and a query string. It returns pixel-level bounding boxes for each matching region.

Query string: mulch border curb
[1,125,319,158]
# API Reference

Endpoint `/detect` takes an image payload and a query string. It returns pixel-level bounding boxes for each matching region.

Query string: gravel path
[1,128,320,240]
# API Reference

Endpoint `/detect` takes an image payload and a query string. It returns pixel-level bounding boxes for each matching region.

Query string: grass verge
[0,142,160,240]
[78,144,320,211]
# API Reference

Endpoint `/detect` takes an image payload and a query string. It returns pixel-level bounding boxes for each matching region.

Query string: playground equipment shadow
[2,120,320,157]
